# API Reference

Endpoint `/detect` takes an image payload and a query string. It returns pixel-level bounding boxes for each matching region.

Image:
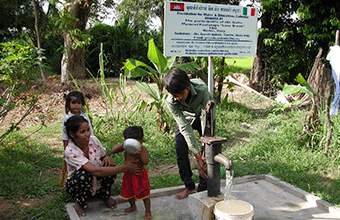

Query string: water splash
[224,170,233,203]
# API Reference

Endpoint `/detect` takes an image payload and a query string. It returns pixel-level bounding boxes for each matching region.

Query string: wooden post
[208,57,214,96]
[335,30,339,46]
[324,30,339,155]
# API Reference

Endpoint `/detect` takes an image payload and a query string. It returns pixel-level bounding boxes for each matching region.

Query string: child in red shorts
[111,126,151,220]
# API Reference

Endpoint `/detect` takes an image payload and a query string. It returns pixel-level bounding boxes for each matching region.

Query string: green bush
[0,40,43,142]
[85,22,162,78]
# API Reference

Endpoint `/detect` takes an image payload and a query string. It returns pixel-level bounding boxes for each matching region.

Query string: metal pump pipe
[214,153,233,171]
[201,100,232,197]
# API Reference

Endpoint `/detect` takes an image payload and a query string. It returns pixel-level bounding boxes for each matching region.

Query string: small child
[62,91,93,149]
[60,91,94,187]
[111,126,151,220]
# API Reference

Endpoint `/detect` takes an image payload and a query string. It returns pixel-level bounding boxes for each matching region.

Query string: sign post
[164,1,258,95]
[208,57,214,95]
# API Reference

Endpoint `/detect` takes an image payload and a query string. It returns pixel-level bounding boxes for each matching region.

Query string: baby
[111,126,151,220]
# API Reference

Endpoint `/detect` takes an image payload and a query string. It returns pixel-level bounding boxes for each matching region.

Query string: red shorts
[121,168,150,200]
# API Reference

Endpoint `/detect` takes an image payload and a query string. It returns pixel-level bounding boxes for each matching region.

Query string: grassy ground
[225,57,253,74]
[1,59,340,219]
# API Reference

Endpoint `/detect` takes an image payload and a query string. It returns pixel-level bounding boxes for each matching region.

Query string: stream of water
[224,170,234,203]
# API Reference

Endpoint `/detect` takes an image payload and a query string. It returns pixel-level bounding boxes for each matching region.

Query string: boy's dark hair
[64,91,85,114]
[65,115,88,141]
[123,126,144,140]
[163,68,190,94]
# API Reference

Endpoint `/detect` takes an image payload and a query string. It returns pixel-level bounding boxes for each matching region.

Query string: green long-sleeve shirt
[166,79,213,155]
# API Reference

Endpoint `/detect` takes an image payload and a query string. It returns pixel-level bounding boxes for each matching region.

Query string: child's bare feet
[144,211,152,220]
[175,188,196,200]
[124,206,137,213]
[105,196,118,209]
[74,201,86,217]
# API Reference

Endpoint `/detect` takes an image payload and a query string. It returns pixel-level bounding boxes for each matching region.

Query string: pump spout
[214,153,233,171]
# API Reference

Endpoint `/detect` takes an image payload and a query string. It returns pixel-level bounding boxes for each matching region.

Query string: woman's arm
[82,159,143,177]
[63,140,68,150]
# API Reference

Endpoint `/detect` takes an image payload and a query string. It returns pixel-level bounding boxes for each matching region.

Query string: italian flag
[243,7,256,16]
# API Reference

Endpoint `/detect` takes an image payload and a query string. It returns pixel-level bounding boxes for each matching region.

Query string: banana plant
[123,38,199,131]
[282,73,315,104]
[282,73,319,138]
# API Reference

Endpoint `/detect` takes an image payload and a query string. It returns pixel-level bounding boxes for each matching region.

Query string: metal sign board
[164,1,258,57]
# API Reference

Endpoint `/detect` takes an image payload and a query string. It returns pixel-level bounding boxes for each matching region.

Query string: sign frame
[164,1,258,57]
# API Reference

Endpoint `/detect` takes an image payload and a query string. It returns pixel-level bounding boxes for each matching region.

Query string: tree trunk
[307,48,332,105]
[61,0,92,83]
[250,12,270,92]
[324,30,339,155]
[215,57,227,104]
[299,48,332,141]
[61,32,86,83]
[324,88,333,155]
[32,0,47,81]
[249,48,265,92]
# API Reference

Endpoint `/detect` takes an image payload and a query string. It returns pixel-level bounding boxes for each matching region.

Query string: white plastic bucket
[214,200,254,220]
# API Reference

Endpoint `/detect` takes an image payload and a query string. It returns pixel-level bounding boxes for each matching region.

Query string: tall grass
[85,43,142,131]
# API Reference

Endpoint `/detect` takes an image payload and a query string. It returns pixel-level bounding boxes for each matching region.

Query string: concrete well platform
[66,174,340,220]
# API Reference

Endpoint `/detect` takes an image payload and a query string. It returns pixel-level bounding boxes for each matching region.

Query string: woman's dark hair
[65,115,88,141]
[64,91,85,114]
[163,68,190,94]
[123,126,144,140]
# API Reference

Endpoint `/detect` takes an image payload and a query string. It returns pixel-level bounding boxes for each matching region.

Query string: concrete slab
[66,174,340,220]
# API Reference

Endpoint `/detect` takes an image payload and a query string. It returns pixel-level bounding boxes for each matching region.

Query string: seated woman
[63,115,143,217]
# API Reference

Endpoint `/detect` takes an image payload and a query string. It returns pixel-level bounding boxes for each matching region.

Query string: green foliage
[41,34,63,75]
[271,101,292,114]
[283,73,314,96]
[298,0,340,49]
[115,0,163,27]
[98,107,177,168]
[0,41,43,83]
[261,27,315,85]
[259,0,333,87]
[0,40,44,142]
[86,43,141,132]
[54,1,91,50]
[123,38,200,131]
[0,0,36,41]
[85,22,162,77]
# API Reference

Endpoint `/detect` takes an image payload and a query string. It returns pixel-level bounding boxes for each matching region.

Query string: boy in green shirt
[164,68,213,199]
